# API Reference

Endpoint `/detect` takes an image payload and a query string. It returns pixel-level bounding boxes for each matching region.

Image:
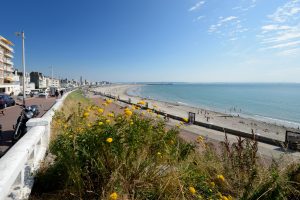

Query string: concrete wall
[0,91,72,200]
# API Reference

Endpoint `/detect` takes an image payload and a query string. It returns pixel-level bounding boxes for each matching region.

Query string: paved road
[0,97,56,157]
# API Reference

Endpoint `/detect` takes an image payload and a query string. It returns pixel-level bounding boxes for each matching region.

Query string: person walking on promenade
[60,90,64,97]
[55,90,59,98]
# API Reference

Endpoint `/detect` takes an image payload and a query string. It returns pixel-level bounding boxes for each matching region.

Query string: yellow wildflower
[176,124,181,128]
[210,181,215,188]
[83,112,89,118]
[138,100,146,105]
[217,174,225,182]
[98,121,103,126]
[103,102,108,107]
[157,152,161,156]
[222,196,229,200]
[106,119,111,124]
[109,192,118,200]
[183,118,189,123]
[189,186,196,195]
[108,113,114,118]
[197,136,204,143]
[130,121,134,125]
[97,108,104,114]
[124,110,133,116]
[106,99,113,104]
[106,137,113,143]
[87,123,91,127]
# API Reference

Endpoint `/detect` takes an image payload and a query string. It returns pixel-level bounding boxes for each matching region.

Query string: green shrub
[31,91,300,200]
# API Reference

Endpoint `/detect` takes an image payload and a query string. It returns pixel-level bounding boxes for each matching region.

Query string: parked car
[25,90,31,96]
[31,90,40,96]
[38,91,48,98]
[0,94,16,109]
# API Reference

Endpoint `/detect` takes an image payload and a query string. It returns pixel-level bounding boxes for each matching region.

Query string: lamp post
[15,31,26,105]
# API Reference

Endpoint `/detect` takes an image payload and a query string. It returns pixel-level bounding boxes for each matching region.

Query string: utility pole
[51,66,53,86]
[16,31,26,105]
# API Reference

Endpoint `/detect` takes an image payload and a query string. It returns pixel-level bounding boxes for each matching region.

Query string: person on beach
[164,114,169,122]
[60,90,64,97]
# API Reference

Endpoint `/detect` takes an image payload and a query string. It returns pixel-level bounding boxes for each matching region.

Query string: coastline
[94,84,300,142]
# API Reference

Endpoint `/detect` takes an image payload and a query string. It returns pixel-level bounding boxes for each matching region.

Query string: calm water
[128,83,300,127]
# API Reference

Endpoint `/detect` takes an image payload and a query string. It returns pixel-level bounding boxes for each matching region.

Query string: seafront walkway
[0,92,71,200]
[92,91,300,161]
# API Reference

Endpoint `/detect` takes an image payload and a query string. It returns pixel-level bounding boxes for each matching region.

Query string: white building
[0,35,20,95]
[18,71,34,92]
[51,78,60,88]
[45,77,60,88]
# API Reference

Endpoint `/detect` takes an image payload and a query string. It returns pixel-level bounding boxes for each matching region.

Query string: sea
[127,83,300,129]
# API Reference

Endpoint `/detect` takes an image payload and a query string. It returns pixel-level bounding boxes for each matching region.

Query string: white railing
[0,91,72,200]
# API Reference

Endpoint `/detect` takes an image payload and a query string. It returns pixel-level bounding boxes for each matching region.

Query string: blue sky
[1,0,300,82]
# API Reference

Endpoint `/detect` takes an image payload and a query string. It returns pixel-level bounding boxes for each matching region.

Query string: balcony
[4,52,13,58]
[3,66,14,73]
[3,59,13,66]
[0,41,14,53]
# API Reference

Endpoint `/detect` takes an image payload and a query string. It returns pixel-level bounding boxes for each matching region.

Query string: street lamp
[15,31,26,105]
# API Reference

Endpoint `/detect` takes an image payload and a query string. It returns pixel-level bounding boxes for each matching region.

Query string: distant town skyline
[1,0,300,82]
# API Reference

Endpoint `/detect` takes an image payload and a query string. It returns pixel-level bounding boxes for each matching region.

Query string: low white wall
[0,91,73,200]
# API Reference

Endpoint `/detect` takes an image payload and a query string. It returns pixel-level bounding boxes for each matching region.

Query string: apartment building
[30,72,61,89]
[30,72,47,89]
[45,77,60,88]
[0,35,20,95]
[51,78,60,88]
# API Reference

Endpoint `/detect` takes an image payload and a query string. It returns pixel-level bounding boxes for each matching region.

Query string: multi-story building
[30,72,47,89]
[18,71,35,91]
[45,76,60,88]
[51,78,60,88]
[0,35,20,95]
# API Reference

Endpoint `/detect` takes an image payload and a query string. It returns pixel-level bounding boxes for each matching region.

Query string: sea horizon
[117,82,300,85]
[126,83,300,129]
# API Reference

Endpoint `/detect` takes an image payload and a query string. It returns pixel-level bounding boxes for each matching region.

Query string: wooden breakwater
[95,91,286,148]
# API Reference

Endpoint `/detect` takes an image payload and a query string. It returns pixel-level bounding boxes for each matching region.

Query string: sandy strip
[90,86,300,160]
[93,84,299,142]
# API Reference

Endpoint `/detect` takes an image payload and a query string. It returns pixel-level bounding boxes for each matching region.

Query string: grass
[30,90,300,200]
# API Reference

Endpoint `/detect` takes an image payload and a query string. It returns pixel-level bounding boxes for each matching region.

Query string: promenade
[0,97,56,157]
[89,91,300,161]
